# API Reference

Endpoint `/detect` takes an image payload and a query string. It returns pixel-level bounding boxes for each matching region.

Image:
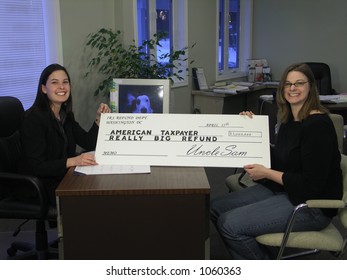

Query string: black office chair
[305,62,335,95]
[0,96,57,259]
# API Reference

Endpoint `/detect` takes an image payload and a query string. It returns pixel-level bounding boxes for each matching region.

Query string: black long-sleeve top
[20,107,99,184]
[264,114,342,216]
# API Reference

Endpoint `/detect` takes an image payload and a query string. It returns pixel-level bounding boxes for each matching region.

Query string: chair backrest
[0,96,24,173]
[305,62,333,95]
[0,96,24,137]
[329,113,344,154]
[339,154,347,228]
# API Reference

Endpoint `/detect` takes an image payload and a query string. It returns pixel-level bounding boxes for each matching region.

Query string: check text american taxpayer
[107,129,217,142]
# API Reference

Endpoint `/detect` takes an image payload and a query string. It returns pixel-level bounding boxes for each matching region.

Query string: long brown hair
[276,63,328,123]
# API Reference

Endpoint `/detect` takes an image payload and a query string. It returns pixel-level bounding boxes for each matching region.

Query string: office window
[0,0,62,110]
[217,0,252,81]
[136,0,188,86]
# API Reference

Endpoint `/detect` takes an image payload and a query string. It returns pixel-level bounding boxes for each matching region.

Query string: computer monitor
[112,78,170,113]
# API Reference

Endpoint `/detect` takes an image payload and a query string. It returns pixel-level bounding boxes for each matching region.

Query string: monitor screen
[112,78,170,114]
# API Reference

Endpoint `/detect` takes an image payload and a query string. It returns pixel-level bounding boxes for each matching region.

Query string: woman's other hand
[244,163,284,185]
[97,103,111,115]
[239,111,254,118]
[67,153,97,168]
[243,164,267,181]
[95,103,111,125]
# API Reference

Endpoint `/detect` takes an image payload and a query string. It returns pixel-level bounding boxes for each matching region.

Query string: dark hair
[31,63,73,119]
[276,63,328,123]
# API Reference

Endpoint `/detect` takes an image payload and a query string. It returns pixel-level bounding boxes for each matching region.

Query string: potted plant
[84,28,194,96]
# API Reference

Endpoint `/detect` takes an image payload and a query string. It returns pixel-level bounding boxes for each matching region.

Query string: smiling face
[41,70,70,107]
[284,70,310,109]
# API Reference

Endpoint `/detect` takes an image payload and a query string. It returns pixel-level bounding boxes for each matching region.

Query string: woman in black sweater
[20,64,110,205]
[210,63,343,259]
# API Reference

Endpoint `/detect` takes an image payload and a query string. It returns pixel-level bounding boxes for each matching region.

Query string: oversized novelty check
[95,113,270,168]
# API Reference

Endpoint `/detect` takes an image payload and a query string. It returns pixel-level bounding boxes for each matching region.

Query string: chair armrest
[306,199,346,209]
[0,171,48,215]
[285,199,346,234]
[276,199,346,259]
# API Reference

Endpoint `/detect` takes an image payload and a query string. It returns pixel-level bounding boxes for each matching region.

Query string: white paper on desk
[320,95,347,103]
[74,165,151,175]
[213,84,249,94]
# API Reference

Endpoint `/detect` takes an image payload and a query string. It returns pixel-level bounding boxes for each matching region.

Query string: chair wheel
[7,247,17,257]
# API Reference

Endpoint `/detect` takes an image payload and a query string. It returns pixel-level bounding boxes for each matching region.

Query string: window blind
[0,0,46,110]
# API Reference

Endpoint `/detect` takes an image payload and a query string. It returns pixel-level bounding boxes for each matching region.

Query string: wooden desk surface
[56,166,210,197]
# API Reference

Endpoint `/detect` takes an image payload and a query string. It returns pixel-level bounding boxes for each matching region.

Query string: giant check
[95,113,271,168]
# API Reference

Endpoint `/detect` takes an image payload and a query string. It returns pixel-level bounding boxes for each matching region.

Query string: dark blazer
[265,114,342,216]
[20,107,99,203]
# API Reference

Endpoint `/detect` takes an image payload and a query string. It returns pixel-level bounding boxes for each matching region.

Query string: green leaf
[84,28,196,95]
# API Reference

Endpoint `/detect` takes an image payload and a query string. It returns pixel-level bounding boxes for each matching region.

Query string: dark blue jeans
[210,184,331,259]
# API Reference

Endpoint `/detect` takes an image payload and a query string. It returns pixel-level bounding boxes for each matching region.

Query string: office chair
[0,96,57,259]
[305,62,335,95]
[256,153,347,260]
[225,113,345,192]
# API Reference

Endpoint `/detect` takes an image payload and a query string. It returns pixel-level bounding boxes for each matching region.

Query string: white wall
[252,0,347,93]
[185,0,217,112]
[59,0,115,129]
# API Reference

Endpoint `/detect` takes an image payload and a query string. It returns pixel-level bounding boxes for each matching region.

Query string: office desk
[56,166,210,260]
[192,84,277,114]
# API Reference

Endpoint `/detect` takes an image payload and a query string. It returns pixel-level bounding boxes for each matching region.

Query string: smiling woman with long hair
[210,63,342,259]
[20,64,110,206]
